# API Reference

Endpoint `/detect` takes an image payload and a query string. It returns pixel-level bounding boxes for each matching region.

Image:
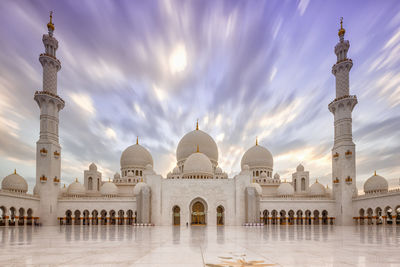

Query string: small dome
[274,173,280,179]
[183,152,213,175]
[277,182,294,197]
[67,179,86,196]
[241,144,273,170]
[89,163,97,171]
[176,128,218,165]
[310,181,326,196]
[133,182,149,196]
[33,184,40,196]
[1,171,28,193]
[250,183,262,195]
[100,182,118,196]
[173,166,180,174]
[326,185,332,195]
[296,164,304,172]
[59,184,67,196]
[215,166,222,174]
[114,172,120,179]
[364,172,388,194]
[260,172,267,179]
[120,144,153,169]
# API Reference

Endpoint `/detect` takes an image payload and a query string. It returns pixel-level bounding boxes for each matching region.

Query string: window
[301,178,306,191]
[88,177,93,190]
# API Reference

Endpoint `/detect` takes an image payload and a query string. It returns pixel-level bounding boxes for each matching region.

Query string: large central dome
[121,143,153,169]
[176,125,218,165]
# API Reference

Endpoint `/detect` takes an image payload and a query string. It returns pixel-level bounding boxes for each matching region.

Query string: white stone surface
[0,225,399,266]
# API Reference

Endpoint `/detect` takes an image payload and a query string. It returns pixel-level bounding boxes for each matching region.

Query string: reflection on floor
[0,225,399,266]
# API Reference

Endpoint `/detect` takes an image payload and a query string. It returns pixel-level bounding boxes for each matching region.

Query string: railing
[35,90,65,104]
[328,94,357,106]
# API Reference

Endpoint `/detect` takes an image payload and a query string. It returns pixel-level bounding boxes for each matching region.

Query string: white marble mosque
[1,15,400,229]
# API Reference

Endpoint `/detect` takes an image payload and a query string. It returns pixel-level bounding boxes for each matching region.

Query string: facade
[0,16,399,227]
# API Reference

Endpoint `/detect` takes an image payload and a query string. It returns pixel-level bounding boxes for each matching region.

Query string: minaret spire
[328,19,357,226]
[196,119,199,130]
[47,11,55,36]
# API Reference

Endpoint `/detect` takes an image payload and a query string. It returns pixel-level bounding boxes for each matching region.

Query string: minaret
[34,12,64,226]
[328,18,357,226]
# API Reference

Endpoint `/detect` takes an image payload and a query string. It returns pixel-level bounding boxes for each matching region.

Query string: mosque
[0,15,399,227]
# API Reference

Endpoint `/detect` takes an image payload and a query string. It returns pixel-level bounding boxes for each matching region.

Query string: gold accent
[14,169,16,174]
[40,148,48,154]
[256,136,258,146]
[75,178,78,182]
[63,184,66,188]
[333,152,339,158]
[40,175,47,181]
[141,178,143,182]
[196,144,199,152]
[196,119,199,130]
[316,179,319,183]
[108,178,111,182]
[338,17,345,37]
[47,11,55,31]
[53,177,60,183]
[54,151,60,157]
[136,136,139,144]
[374,170,376,176]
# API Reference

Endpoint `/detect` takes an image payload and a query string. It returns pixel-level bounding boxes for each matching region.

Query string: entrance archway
[217,205,224,225]
[173,206,180,226]
[190,198,207,225]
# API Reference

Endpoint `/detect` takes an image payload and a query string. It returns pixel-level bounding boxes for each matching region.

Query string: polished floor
[0,225,399,266]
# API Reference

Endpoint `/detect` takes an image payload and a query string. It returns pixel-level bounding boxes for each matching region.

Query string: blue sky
[0,0,399,192]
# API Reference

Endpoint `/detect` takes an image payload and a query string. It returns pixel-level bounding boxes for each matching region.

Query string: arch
[173,205,180,226]
[88,177,93,190]
[305,210,311,225]
[375,207,383,225]
[66,210,72,225]
[74,210,81,225]
[109,210,116,225]
[27,208,33,226]
[313,210,320,225]
[322,210,328,225]
[18,208,25,226]
[359,208,365,225]
[92,210,98,225]
[288,210,295,225]
[83,210,90,225]
[0,206,6,226]
[190,198,207,225]
[9,207,16,226]
[271,210,278,225]
[366,208,373,225]
[217,205,224,226]
[127,210,133,225]
[263,210,269,224]
[384,206,392,225]
[100,210,107,225]
[395,206,400,225]
[118,210,124,225]
[301,178,306,191]
[296,210,303,225]
[279,210,286,225]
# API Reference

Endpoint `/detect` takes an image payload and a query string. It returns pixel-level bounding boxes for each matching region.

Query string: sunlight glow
[169,43,187,74]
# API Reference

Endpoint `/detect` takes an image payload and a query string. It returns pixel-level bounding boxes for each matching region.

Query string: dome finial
[196,119,199,130]
[136,136,139,144]
[374,170,376,176]
[63,184,66,188]
[75,178,78,182]
[338,17,345,37]
[256,136,258,146]
[316,179,319,183]
[47,11,55,33]
[196,144,199,152]
[108,177,111,182]
[14,169,16,174]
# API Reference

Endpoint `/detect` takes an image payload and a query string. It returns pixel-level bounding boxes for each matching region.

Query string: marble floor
[0,225,399,266]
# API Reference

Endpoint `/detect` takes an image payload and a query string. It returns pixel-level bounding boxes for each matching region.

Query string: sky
[0,0,399,193]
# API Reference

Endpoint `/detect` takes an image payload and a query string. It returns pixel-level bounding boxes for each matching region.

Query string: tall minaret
[34,12,65,226]
[328,18,357,226]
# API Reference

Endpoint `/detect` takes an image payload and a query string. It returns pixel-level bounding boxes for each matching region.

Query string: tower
[328,18,357,225]
[34,12,64,226]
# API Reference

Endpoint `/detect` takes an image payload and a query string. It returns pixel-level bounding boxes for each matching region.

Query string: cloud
[298,0,310,16]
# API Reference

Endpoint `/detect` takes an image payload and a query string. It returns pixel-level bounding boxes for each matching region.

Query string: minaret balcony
[40,175,47,183]
[333,178,340,185]
[328,95,358,114]
[40,148,48,157]
[345,150,352,158]
[333,152,339,160]
[54,151,60,159]
[53,177,60,184]
[34,90,65,110]
[345,176,352,184]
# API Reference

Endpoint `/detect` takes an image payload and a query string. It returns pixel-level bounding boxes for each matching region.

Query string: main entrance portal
[191,201,206,225]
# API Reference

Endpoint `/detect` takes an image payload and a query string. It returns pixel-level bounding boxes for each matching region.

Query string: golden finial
[196,144,199,152]
[136,136,139,145]
[316,179,319,183]
[14,169,16,174]
[256,136,258,146]
[338,17,345,37]
[108,178,111,182]
[196,119,199,130]
[75,178,78,182]
[374,170,376,176]
[63,184,66,188]
[47,11,55,32]
[284,179,287,183]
